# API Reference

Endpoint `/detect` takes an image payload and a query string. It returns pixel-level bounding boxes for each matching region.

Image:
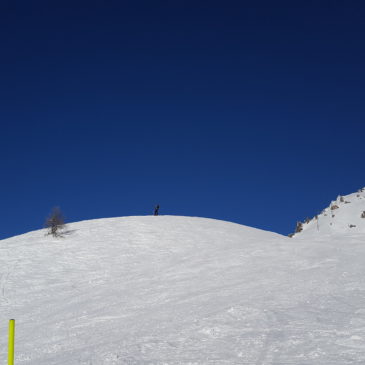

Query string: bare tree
[45,207,65,237]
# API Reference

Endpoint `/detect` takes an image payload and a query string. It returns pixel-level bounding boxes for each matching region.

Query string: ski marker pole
[8,319,15,365]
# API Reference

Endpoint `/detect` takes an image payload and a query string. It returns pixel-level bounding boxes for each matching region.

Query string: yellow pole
[8,319,15,365]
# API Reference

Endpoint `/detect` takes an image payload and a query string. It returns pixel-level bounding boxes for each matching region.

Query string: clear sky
[1,0,365,239]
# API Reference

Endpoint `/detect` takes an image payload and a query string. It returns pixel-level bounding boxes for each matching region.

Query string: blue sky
[1,0,365,239]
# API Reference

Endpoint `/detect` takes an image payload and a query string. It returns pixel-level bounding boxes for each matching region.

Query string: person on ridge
[154,204,160,216]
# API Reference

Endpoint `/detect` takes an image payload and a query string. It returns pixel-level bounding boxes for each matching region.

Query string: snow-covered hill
[1,215,365,364]
[293,187,365,237]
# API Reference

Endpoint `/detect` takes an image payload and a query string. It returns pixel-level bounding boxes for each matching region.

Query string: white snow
[295,187,365,237]
[0,212,365,364]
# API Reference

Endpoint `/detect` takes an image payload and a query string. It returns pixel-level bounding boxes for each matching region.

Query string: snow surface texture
[1,213,365,364]
[295,187,365,237]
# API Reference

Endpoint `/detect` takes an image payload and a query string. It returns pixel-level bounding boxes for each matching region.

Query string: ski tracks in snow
[0,254,18,304]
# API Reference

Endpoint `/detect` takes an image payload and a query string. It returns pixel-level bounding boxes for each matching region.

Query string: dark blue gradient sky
[1,1,365,239]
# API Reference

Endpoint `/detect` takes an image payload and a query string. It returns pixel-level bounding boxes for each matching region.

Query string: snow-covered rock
[293,187,365,238]
[1,215,365,364]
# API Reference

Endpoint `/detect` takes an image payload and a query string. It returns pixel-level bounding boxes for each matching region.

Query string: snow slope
[1,215,365,364]
[295,187,365,237]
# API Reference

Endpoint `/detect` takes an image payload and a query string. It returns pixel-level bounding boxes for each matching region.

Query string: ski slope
[1,215,365,364]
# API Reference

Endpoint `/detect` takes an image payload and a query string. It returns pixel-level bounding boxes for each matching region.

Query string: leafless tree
[45,207,65,237]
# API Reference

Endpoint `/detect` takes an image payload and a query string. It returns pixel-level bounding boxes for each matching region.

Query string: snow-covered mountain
[1,212,365,364]
[293,187,365,237]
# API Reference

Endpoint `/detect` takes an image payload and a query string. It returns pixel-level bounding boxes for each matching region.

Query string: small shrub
[45,207,66,237]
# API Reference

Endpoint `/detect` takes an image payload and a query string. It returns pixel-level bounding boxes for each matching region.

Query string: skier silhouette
[154,204,160,216]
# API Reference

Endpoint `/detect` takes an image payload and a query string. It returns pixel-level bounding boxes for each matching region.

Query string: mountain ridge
[292,187,365,237]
